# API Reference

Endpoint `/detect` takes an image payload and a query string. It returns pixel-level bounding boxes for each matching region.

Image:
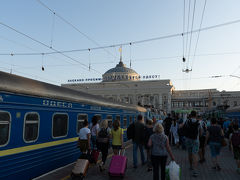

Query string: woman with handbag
[148,123,175,180]
[205,117,224,171]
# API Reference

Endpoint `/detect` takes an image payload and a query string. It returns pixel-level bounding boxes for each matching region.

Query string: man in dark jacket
[163,114,172,137]
[132,114,146,168]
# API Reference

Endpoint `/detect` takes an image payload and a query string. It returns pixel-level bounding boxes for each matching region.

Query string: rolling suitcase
[71,158,89,180]
[90,149,99,164]
[108,149,127,177]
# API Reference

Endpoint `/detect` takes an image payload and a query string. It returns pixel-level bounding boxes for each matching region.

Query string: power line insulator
[182,57,186,62]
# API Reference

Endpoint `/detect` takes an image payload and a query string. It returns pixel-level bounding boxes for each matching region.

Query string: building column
[154,94,159,109]
[159,94,163,110]
[167,92,172,113]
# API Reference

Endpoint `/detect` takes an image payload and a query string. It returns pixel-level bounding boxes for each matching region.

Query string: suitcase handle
[119,148,125,156]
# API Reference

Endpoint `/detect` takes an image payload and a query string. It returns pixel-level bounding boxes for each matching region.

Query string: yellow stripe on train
[0,137,78,157]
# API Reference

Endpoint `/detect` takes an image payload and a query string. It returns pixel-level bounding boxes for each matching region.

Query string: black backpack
[184,119,199,140]
[127,123,135,140]
[98,128,108,138]
[97,128,109,144]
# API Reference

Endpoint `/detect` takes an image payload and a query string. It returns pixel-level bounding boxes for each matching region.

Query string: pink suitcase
[108,150,127,177]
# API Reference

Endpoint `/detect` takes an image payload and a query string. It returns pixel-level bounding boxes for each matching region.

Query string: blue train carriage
[225,106,240,126]
[0,71,146,180]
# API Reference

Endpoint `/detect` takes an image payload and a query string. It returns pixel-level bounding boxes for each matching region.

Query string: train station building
[62,59,240,114]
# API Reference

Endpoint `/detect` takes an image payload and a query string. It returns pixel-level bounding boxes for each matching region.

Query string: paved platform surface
[35,142,240,180]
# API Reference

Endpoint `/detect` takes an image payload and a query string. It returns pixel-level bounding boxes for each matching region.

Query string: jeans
[151,155,167,180]
[91,136,97,149]
[133,142,145,167]
[146,149,152,168]
[98,142,109,164]
[209,141,221,157]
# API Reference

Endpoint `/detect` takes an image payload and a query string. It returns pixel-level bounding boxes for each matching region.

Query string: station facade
[62,60,240,114]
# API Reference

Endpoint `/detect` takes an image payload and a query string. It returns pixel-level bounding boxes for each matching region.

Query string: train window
[94,114,102,123]
[129,116,133,124]
[106,115,113,128]
[123,116,127,128]
[77,114,88,134]
[24,112,39,142]
[134,116,137,122]
[115,115,120,121]
[0,111,11,146]
[52,114,68,138]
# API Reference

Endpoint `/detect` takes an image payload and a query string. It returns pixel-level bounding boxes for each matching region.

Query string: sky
[1,0,240,91]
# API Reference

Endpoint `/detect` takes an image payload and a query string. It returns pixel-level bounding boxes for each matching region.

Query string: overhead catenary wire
[36,0,117,60]
[0,65,63,84]
[41,53,45,71]
[184,0,192,68]
[0,34,87,69]
[0,21,102,75]
[187,0,197,69]
[182,0,186,60]
[50,12,55,48]
[2,51,239,70]
[182,0,186,89]
[188,0,207,88]
[190,0,207,70]
[1,17,240,57]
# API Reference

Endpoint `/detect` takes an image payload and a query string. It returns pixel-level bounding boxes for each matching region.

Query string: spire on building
[119,46,122,62]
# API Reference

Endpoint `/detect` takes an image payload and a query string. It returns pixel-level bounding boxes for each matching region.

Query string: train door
[129,116,133,126]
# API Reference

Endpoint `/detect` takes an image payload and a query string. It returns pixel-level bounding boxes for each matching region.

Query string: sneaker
[99,162,105,172]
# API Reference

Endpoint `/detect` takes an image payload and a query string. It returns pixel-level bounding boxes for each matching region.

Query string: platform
[34,142,240,180]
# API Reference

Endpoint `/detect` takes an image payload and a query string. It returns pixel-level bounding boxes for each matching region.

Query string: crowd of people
[77,112,240,180]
